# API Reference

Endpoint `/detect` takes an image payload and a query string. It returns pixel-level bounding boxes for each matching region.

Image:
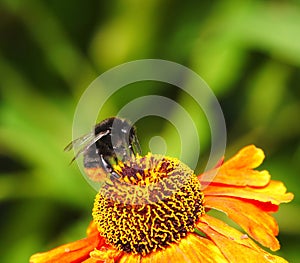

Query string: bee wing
[65,130,110,163]
[64,132,95,152]
[131,134,142,155]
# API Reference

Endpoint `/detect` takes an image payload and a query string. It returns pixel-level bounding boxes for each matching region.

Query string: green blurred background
[0,1,299,262]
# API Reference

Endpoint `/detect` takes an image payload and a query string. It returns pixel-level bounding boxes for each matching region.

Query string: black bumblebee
[65,117,141,181]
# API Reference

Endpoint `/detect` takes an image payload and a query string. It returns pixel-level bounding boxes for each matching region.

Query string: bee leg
[110,171,121,180]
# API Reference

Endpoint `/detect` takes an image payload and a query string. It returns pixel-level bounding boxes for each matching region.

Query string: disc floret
[92,153,204,255]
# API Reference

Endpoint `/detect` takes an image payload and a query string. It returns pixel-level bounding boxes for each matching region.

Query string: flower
[30,145,293,263]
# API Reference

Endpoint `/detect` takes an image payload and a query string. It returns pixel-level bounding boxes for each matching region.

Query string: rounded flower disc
[92,153,205,255]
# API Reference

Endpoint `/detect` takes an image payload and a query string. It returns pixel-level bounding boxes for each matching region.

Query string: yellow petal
[204,196,280,250]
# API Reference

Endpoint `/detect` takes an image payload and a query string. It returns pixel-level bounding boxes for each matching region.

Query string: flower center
[92,153,204,256]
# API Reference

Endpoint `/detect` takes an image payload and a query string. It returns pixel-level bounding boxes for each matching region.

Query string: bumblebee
[65,117,141,182]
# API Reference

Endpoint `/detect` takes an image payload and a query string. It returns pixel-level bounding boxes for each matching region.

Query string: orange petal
[199,145,271,187]
[203,180,294,205]
[197,214,260,250]
[118,253,141,263]
[30,231,103,263]
[197,215,288,263]
[200,168,270,187]
[82,258,105,263]
[90,246,123,263]
[222,145,265,170]
[87,221,99,236]
[118,233,228,263]
[205,196,280,250]
[30,222,113,263]
[245,199,279,213]
[178,233,228,263]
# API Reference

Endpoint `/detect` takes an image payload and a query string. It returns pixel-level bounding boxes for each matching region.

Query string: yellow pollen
[92,153,204,256]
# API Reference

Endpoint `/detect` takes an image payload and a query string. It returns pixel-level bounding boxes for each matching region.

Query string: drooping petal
[197,214,260,250]
[204,196,280,250]
[118,253,141,263]
[86,221,99,236]
[243,199,279,213]
[82,258,106,263]
[118,233,228,263]
[197,215,288,263]
[29,231,104,263]
[30,222,113,263]
[178,233,228,263]
[90,246,123,263]
[203,180,294,205]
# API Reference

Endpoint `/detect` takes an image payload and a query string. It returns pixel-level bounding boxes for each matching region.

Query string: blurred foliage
[0,0,300,262]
